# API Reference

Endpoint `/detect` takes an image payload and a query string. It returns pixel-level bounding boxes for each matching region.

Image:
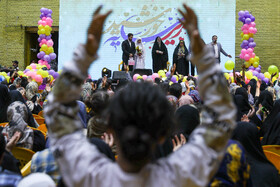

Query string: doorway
[24,26,59,68]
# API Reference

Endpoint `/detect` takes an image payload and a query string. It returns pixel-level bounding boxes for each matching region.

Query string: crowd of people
[0,3,280,187]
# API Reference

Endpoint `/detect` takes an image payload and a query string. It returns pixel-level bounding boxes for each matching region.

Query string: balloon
[268,65,279,75]
[45,30,51,36]
[45,25,50,31]
[253,61,259,68]
[264,72,271,79]
[247,48,253,54]
[248,33,254,38]
[53,72,59,79]
[34,75,43,83]
[49,53,56,60]
[47,47,54,54]
[253,70,259,77]
[133,74,140,81]
[41,44,48,52]
[46,40,54,47]
[158,70,166,78]
[224,60,235,70]
[41,71,49,78]
[43,55,51,62]
[238,11,245,17]
[224,73,229,80]
[244,54,250,61]
[142,75,147,80]
[243,34,249,41]
[171,76,177,83]
[251,53,256,58]
[254,56,260,62]
[245,18,251,24]
[245,71,253,79]
[248,38,254,43]
[263,78,269,84]
[244,61,250,68]
[248,27,254,33]
[251,76,258,81]
[30,64,37,69]
[249,58,255,65]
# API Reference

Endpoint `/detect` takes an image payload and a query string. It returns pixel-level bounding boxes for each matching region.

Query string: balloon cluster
[0,72,10,83]
[238,10,259,68]
[132,70,193,86]
[37,8,56,69]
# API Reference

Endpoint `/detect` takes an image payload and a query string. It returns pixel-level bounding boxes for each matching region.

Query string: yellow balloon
[26,66,32,70]
[18,71,24,76]
[45,25,50,31]
[240,71,243,76]
[240,32,244,37]
[254,56,260,62]
[224,73,230,80]
[48,47,54,54]
[169,81,173,86]
[264,72,271,79]
[253,61,259,68]
[245,71,253,79]
[251,76,258,81]
[42,71,49,78]
[37,30,41,35]
[158,70,166,78]
[249,58,255,65]
[244,61,250,68]
[174,75,179,81]
[36,64,42,69]
[230,76,234,83]
[243,34,249,40]
[248,33,254,38]
[48,75,54,82]
[42,65,47,68]
[1,72,7,76]
[272,77,277,82]
[37,69,43,75]
[40,29,46,34]
[41,44,48,52]
[4,76,10,83]
[38,25,43,30]
[45,31,51,36]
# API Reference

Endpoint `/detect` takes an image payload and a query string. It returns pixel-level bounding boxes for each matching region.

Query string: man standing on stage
[209,35,232,64]
[122,33,136,71]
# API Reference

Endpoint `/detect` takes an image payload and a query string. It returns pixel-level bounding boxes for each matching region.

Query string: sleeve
[173,48,178,65]
[121,41,130,56]
[165,45,236,186]
[44,45,111,186]
[132,43,136,56]
[220,44,229,57]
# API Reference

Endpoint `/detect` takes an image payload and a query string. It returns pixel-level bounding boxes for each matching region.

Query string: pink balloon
[46,64,51,69]
[243,30,249,34]
[244,54,250,61]
[39,43,42,47]
[247,48,253,54]
[142,75,147,80]
[229,72,233,77]
[133,74,140,81]
[42,17,47,21]
[152,73,159,80]
[243,24,249,30]
[41,21,47,26]
[251,53,256,58]
[41,39,47,44]
[46,40,54,47]
[38,20,43,25]
[250,22,256,27]
[253,28,257,34]
[239,54,244,59]
[46,22,52,27]
[241,49,247,54]
[35,75,43,83]
[30,64,37,69]
[248,27,254,33]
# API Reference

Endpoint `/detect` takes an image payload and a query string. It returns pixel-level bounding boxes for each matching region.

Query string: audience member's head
[169,83,182,99]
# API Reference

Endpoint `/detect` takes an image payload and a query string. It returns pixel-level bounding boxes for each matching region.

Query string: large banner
[59,0,236,79]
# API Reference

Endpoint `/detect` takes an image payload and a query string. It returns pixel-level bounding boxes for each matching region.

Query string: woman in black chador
[173,40,189,76]
[152,37,168,73]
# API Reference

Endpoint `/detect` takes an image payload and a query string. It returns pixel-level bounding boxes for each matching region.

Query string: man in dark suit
[208,35,232,64]
[122,33,136,71]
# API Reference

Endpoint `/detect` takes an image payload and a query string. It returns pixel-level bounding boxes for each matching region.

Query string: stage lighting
[102,67,111,78]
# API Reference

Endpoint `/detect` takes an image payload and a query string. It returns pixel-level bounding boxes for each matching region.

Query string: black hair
[212,35,217,38]
[85,91,109,116]
[20,77,29,88]
[154,78,161,85]
[158,82,169,95]
[128,33,133,37]
[0,133,6,158]
[86,79,93,83]
[169,83,182,99]
[107,82,174,165]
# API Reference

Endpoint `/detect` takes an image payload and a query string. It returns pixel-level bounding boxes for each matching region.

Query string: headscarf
[81,82,93,102]
[2,101,34,149]
[0,85,11,123]
[135,38,144,51]
[178,95,194,107]
[232,122,280,187]
[188,90,200,103]
[233,95,251,122]
[235,87,249,102]
[247,79,257,98]
[229,83,240,95]
[26,81,38,100]
[175,105,200,140]
[262,100,280,145]
[152,37,167,52]
[256,90,274,113]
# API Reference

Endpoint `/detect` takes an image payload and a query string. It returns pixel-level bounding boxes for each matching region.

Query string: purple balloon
[166,72,171,77]
[46,14,52,18]
[258,65,262,69]
[250,16,255,22]
[248,42,254,48]
[45,35,52,40]
[238,17,244,22]
[43,55,51,62]
[252,42,256,48]
[39,84,46,90]
[53,72,59,79]
[259,73,265,80]
[38,38,42,43]
[238,11,245,17]
[248,66,254,70]
[245,18,251,24]
[248,38,254,43]
[40,8,45,13]
[39,34,46,39]
[171,76,177,83]
[241,17,246,23]
[48,70,55,76]
[253,71,259,76]
[242,40,249,46]
[49,53,57,60]
[244,46,249,49]
[48,9,53,14]
[255,67,261,73]
[263,78,269,83]
[7,72,10,76]
[37,53,41,59]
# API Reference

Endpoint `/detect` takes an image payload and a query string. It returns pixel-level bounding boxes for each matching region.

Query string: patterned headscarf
[81,82,93,102]
[26,81,38,100]
[3,101,34,149]
[189,90,201,103]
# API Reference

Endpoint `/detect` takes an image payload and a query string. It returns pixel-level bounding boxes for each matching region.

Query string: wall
[0,0,59,69]
[235,0,280,71]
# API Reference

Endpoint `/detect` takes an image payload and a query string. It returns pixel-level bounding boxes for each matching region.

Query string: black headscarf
[152,37,168,72]
[89,138,115,161]
[262,100,280,145]
[233,95,251,121]
[0,85,11,123]
[235,87,249,101]
[232,122,280,187]
[173,40,189,64]
[247,79,257,98]
[174,105,200,140]
[256,90,274,113]
[9,90,38,128]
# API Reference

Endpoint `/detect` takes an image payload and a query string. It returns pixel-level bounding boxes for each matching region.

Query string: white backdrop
[59,0,236,79]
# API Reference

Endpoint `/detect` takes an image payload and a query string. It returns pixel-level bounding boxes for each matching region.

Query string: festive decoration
[37,7,56,70]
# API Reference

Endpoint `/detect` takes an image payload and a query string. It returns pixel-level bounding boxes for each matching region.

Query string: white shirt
[213,44,219,58]
[128,40,131,47]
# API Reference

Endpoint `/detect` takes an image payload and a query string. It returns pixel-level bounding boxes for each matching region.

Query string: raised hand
[6,131,21,152]
[172,134,186,152]
[86,6,112,56]
[101,132,114,148]
[178,4,204,55]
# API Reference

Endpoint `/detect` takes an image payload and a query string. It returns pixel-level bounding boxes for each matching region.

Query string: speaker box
[112,71,129,80]
[132,69,153,76]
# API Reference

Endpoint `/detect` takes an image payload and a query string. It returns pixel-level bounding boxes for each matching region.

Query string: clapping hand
[172,134,186,152]
[101,132,114,148]
[86,6,112,56]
